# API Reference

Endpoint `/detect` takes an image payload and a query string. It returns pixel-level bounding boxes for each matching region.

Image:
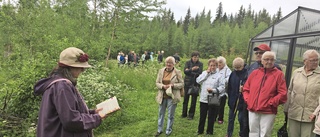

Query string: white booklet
[96,96,121,115]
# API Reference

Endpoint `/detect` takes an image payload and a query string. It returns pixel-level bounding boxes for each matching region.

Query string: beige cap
[59,47,91,68]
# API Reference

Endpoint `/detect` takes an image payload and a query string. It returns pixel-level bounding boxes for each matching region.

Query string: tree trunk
[105,8,118,67]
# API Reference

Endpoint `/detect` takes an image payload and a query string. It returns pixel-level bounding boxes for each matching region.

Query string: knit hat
[59,47,92,68]
[253,44,271,51]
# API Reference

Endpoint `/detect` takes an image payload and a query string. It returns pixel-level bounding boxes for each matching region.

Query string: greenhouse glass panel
[255,27,272,38]
[298,9,320,33]
[293,36,320,70]
[273,12,298,36]
[270,40,290,75]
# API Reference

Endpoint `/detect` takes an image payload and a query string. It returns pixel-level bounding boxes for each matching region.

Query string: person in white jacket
[196,58,225,135]
[216,56,232,124]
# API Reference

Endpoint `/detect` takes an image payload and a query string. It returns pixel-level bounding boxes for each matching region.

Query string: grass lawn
[96,89,287,137]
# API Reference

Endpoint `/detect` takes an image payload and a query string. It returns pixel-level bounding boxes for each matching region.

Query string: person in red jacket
[242,51,287,137]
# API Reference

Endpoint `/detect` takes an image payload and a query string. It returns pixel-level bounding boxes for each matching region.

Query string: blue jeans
[227,107,244,137]
[157,98,177,135]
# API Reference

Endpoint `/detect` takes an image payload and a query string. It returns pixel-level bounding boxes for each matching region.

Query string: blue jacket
[227,68,247,110]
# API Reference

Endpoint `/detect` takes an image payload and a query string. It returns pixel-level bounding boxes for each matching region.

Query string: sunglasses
[255,51,265,55]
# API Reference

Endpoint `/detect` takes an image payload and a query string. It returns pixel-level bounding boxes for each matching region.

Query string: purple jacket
[34,75,101,137]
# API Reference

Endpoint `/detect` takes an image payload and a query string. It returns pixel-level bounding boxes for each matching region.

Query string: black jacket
[183,59,203,88]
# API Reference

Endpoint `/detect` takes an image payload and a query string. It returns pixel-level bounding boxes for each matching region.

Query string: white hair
[303,49,320,60]
[262,51,276,60]
[232,57,244,68]
[165,56,175,64]
[217,56,227,64]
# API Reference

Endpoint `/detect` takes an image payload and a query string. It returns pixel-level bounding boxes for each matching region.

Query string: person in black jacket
[181,51,203,120]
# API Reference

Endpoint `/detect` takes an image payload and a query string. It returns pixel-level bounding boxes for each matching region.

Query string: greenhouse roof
[252,6,320,46]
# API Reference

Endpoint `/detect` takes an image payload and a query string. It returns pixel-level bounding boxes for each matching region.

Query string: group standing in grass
[154,44,320,137]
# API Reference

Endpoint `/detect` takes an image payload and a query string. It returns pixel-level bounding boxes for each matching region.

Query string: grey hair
[232,57,244,68]
[50,66,77,85]
[165,56,176,64]
[217,56,227,64]
[262,51,276,60]
[303,49,320,60]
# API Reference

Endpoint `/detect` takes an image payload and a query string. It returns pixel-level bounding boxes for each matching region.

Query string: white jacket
[196,71,225,103]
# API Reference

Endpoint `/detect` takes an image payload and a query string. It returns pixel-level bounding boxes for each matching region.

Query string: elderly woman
[226,57,247,137]
[34,47,106,137]
[155,56,184,136]
[284,49,320,137]
[216,56,232,124]
[196,58,225,135]
[242,51,287,137]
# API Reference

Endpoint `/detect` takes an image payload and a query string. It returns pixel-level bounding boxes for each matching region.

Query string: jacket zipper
[253,69,267,111]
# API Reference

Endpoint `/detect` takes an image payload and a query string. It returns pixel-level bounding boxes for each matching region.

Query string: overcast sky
[163,0,320,21]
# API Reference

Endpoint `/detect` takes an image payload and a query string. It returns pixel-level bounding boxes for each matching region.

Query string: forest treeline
[0,0,283,135]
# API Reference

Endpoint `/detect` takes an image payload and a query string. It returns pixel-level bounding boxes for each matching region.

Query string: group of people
[117,50,166,67]
[33,45,320,137]
[154,44,320,137]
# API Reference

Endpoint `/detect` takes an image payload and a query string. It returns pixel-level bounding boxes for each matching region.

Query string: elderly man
[243,51,287,137]
[284,49,320,137]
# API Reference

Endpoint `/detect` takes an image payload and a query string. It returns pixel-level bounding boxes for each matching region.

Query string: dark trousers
[242,103,249,137]
[182,87,197,118]
[216,95,227,121]
[198,102,219,134]
[227,107,244,137]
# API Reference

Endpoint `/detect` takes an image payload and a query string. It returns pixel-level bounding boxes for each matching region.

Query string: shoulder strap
[46,78,72,89]
[225,68,227,78]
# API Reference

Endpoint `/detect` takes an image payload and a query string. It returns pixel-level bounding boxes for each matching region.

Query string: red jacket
[243,67,287,114]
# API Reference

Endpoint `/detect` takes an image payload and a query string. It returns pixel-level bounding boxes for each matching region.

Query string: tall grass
[90,60,287,137]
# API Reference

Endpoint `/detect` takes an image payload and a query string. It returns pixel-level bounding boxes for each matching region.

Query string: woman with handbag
[155,56,184,137]
[195,58,225,135]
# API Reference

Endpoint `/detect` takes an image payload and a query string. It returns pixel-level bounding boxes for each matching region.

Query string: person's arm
[196,71,209,84]
[54,83,102,132]
[214,75,226,95]
[172,70,184,90]
[156,69,165,90]
[284,72,296,113]
[184,61,192,75]
[310,97,320,120]
[268,72,287,107]
[242,71,254,103]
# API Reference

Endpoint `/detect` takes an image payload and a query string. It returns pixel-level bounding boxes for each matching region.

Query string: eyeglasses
[307,59,319,63]
[255,52,265,55]
[263,58,275,62]
[166,62,174,65]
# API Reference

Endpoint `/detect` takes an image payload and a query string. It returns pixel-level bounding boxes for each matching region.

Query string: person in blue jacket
[226,57,247,137]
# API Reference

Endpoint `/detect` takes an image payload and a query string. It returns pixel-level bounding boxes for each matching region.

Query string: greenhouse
[247,6,320,85]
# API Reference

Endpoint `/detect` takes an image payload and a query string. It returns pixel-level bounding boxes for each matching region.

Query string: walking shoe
[187,117,193,120]
[218,120,223,124]
[155,131,162,137]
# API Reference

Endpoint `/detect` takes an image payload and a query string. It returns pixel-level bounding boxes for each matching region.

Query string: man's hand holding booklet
[96,96,121,115]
